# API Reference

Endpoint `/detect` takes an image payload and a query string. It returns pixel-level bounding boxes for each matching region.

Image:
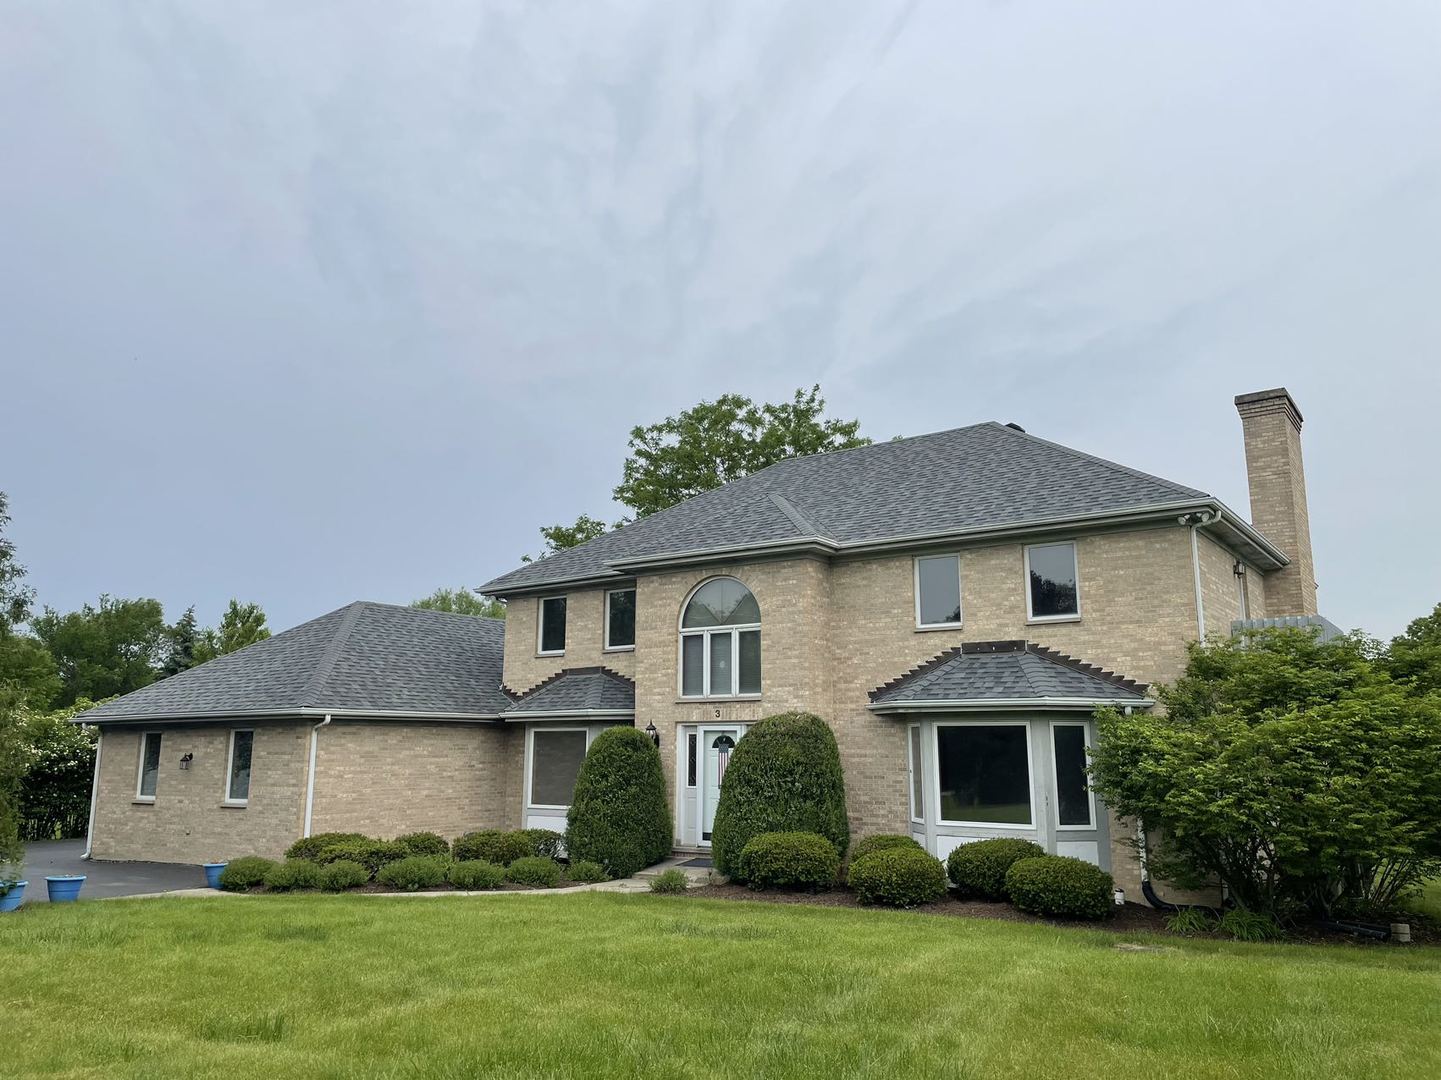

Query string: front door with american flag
[700,729,739,842]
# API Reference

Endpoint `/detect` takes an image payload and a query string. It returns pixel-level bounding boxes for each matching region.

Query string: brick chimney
[1234,388,1317,616]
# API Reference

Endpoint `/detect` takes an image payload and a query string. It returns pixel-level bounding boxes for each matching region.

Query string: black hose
[1142,877,1222,917]
[1321,920,1390,940]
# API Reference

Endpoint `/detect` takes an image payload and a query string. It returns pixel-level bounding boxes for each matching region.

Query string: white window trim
[603,588,636,652]
[536,595,567,656]
[907,723,924,825]
[524,725,591,811]
[223,729,253,806]
[933,720,1037,829]
[1024,541,1082,624]
[676,578,762,700]
[914,553,963,630]
[134,731,162,802]
[1049,720,1097,831]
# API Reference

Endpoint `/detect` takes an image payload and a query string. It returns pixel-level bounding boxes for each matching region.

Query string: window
[907,724,924,824]
[686,732,697,787]
[605,588,636,650]
[915,554,962,628]
[936,724,1032,825]
[136,732,162,800]
[529,728,588,807]
[226,730,253,804]
[1051,723,1094,828]
[1026,542,1079,620]
[679,578,761,698]
[538,595,567,654]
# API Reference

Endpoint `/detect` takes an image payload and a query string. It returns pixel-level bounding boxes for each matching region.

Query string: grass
[2,893,1439,1079]
[1404,879,1441,922]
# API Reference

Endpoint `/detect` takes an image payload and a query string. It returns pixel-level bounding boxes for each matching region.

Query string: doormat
[680,857,713,869]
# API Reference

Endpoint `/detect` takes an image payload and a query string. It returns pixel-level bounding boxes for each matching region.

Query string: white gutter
[867,697,1154,713]
[81,729,103,860]
[69,706,507,726]
[302,714,332,838]
[501,709,635,722]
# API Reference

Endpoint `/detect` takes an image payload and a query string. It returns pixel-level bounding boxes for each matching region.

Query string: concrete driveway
[15,840,208,901]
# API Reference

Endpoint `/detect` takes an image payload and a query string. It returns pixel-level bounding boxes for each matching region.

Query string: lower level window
[936,725,1032,825]
[530,729,588,807]
[136,732,162,799]
[1052,724,1093,827]
[226,730,254,803]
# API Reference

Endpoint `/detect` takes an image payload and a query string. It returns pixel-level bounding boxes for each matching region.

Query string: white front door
[699,727,739,844]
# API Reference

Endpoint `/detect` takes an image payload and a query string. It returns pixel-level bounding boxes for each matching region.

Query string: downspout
[302,714,332,838]
[1180,511,1217,641]
[82,729,104,860]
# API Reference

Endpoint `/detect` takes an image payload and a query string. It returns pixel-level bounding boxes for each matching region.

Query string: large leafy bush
[565,727,671,878]
[946,838,1046,900]
[285,832,367,862]
[709,712,849,877]
[506,856,561,888]
[735,831,839,891]
[377,856,447,891]
[263,859,323,892]
[218,856,275,891]
[451,830,531,866]
[847,846,948,907]
[1004,856,1113,920]
[848,834,921,864]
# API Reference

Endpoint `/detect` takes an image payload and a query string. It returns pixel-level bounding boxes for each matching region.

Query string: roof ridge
[868,646,964,701]
[300,601,368,708]
[988,422,1207,500]
[766,492,831,541]
[503,665,635,703]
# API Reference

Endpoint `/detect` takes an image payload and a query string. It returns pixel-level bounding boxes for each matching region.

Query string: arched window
[680,578,761,698]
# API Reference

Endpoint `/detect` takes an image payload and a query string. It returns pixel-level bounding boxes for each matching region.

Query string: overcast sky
[3,1,1438,641]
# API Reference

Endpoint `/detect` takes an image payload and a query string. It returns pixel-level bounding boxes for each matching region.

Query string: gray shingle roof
[74,602,510,723]
[480,422,1213,593]
[503,667,635,718]
[869,640,1151,709]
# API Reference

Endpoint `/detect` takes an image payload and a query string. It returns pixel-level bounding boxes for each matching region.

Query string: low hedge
[1004,855,1114,920]
[448,860,505,890]
[848,847,948,908]
[318,859,369,892]
[284,832,367,862]
[395,832,450,858]
[218,856,276,891]
[565,859,608,884]
[506,856,561,888]
[848,834,922,864]
[312,839,410,877]
[946,838,1046,900]
[452,830,532,866]
[377,855,448,892]
[521,828,564,861]
[264,859,323,891]
[736,831,839,891]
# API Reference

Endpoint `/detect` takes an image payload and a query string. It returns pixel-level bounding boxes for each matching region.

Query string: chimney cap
[1235,387,1303,427]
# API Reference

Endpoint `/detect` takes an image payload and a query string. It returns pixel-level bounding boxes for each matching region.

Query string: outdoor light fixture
[644,722,659,747]
[179,753,194,771]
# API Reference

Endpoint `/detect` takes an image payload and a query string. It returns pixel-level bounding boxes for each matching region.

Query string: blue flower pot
[203,863,227,889]
[45,875,86,903]
[0,881,27,913]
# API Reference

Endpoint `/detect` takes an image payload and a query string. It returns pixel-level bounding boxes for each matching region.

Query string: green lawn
[2,893,1438,1079]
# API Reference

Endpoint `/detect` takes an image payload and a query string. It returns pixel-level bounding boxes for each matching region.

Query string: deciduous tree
[411,588,504,618]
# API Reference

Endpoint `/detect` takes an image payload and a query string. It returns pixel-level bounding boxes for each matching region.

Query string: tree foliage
[411,587,505,619]
[524,514,612,562]
[15,700,97,841]
[0,492,34,636]
[162,606,200,677]
[613,386,868,519]
[1388,601,1441,696]
[0,685,24,886]
[0,634,60,709]
[194,600,271,663]
[29,596,168,708]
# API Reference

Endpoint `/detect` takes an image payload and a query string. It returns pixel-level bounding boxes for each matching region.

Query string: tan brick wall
[90,722,310,862]
[503,586,636,694]
[1236,392,1317,616]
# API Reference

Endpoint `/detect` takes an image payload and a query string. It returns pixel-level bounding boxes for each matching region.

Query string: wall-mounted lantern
[644,722,659,748]
[179,753,194,771]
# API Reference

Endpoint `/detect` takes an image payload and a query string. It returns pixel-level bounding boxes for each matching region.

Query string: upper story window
[915,554,962,628]
[537,595,567,655]
[136,731,162,801]
[680,578,760,698]
[1026,542,1080,621]
[605,588,636,650]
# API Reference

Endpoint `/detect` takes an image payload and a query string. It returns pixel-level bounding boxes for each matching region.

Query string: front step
[634,855,718,885]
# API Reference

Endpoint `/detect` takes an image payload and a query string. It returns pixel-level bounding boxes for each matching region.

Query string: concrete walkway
[14,840,207,902]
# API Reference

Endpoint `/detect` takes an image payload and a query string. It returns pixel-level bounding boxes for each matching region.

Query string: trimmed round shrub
[736,831,840,891]
[848,847,948,907]
[263,859,323,891]
[566,727,672,879]
[217,856,275,891]
[521,828,564,861]
[710,712,849,877]
[452,830,532,866]
[649,868,689,894]
[315,839,410,877]
[565,859,608,884]
[318,859,369,892]
[506,856,561,888]
[395,831,450,858]
[946,838,1047,900]
[377,855,448,892]
[849,834,922,864]
[448,860,505,891]
[285,832,367,861]
[1004,856,1114,920]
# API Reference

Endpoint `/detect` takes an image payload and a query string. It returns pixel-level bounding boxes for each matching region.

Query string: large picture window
[226,730,253,804]
[915,554,962,628]
[136,732,162,800]
[936,724,1033,826]
[529,728,589,808]
[538,595,567,655]
[605,588,636,650]
[679,578,761,698]
[1026,542,1080,620]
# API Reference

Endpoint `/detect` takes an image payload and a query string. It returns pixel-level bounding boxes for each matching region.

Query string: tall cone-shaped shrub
[565,726,672,878]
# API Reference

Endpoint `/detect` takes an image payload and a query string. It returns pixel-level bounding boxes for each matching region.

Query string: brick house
[77,387,1331,895]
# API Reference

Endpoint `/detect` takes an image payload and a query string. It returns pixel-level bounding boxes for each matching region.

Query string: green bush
[284,832,367,862]
[521,828,564,860]
[847,847,948,907]
[447,860,505,891]
[314,839,409,876]
[566,727,672,879]
[565,859,608,884]
[736,831,839,891]
[649,868,689,894]
[1004,856,1114,920]
[395,832,450,858]
[451,830,532,866]
[506,856,561,888]
[377,855,447,891]
[263,859,323,892]
[946,838,1046,900]
[217,856,275,891]
[849,834,922,864]
[710,713,849,877]
[318,859,369,892]
[1218,908,1283,942]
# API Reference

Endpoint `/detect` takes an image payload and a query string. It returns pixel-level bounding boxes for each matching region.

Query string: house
[77,387,1330,895]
